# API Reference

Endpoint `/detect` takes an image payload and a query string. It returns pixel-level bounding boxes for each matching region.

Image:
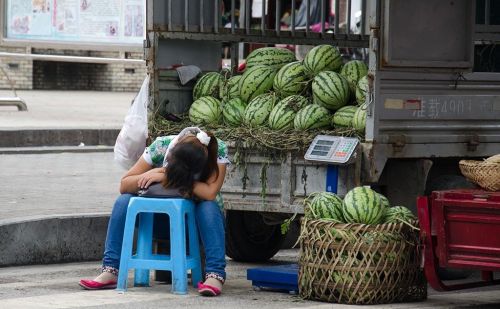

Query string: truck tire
[225,210,285,262]
[425,174,477,280]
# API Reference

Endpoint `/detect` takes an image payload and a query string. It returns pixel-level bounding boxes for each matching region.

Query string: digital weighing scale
[304,135,359,164]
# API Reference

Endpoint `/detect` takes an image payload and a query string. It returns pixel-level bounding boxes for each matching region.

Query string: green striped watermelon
[223,97,247,126]
[245,47,296,69]
[342,186,385,224]
[243,92,278,127]
[273,61,309,97]
[331,105,357,128]
[193,72,223,100]
[312,71,351,111]
[355,75,368,105]
[377,193,390,209]
[340,60,368,94]
[268,95,309,130]
[303,45,342,76]
[188,96,222,124]
[307,192,344,221]
[238,66,277,102]
[383,206,416,224]
[294,104,331,130]
[352,105,367,133]
[219,75,242,101]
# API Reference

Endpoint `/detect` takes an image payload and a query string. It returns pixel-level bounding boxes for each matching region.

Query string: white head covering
[162,127,211,167]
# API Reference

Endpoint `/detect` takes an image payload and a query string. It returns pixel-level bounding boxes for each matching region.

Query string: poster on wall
[5,0,144,45]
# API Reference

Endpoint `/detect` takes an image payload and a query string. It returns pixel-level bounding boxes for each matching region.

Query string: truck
[145,0,500,262]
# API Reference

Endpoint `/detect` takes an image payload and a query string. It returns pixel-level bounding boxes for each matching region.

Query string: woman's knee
[111,194,134,217]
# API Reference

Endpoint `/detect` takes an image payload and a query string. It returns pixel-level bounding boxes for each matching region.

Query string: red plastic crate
[431,189,500,270]
[417,189,500,291]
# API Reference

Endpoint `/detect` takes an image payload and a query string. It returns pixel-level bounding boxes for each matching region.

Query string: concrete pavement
[0,90,129,266]
[1,249,500,309]
[0,90,134,129]
[0,90,135,147]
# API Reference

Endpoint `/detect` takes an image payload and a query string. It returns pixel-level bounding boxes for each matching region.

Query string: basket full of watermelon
[298,187,427,305]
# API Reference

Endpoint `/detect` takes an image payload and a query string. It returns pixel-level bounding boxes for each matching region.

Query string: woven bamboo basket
[298,218,427,305]
[459,160,500,192]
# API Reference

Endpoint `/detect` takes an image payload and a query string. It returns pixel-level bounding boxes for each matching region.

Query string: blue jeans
[102,194,226,281]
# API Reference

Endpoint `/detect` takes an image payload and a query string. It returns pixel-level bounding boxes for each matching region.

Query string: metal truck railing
[149,0,370,47]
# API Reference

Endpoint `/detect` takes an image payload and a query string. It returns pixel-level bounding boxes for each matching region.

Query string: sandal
[79,279,117,290]
[197,282,222,296]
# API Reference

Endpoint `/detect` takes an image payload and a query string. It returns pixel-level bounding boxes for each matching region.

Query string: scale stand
[246,136,360,294]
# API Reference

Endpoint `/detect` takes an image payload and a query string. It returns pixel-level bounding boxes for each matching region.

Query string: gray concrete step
[0,129,119,147]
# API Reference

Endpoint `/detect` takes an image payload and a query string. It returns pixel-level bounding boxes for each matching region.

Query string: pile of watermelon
[304,187,416,225]
[188,46,370,134]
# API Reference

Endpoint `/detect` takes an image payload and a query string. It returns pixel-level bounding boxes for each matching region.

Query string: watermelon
[383,206,416,223]
[312,71,350,111]
[340,60,368,94]
[223,97,247,126]
[273,61,309,97]
[303,45,343,76]
[243,92,278,127]
[331,105,357,128]
[219,75,242,101]
[268,95,309,130]
[188,96,222,124]
[306,192,344,222]
[245,47,296,69]
[342,186,385,224]
[193,72,223,100]
[378,193,390,209]
[294,104,331,130]
[238,66,277,102]
[352,105,367,133]
[355,75,368,105]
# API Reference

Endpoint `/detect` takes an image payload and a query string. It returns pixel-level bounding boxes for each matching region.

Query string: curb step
[0,128,119,147]
[0,145,114,154]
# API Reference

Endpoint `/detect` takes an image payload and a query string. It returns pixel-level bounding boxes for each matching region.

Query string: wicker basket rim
[301,218,419,232]
[459,160,500,167]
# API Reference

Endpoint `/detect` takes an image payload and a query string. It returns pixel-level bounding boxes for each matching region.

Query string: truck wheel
[425,174,476,280]
[225,210,285,262]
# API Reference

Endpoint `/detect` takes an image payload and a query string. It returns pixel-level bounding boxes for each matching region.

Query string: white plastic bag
[114,75,150,170]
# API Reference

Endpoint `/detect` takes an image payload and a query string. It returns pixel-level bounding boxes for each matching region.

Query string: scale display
[304,135,359,164]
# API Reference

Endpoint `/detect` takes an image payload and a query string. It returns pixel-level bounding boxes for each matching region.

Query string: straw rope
[150,115,361,153]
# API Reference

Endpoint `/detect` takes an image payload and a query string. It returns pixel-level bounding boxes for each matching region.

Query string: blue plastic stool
[116,197,202,294]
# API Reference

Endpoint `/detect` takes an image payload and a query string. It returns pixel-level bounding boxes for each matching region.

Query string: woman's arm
[120,157,165,194]
[192,163,227,200]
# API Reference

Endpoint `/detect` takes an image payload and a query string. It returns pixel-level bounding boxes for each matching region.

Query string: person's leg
[195,200,226,294]
[95,193,135,283]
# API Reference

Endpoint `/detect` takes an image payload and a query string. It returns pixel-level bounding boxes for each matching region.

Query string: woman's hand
[137,168,165,189]
[120,158,164,194]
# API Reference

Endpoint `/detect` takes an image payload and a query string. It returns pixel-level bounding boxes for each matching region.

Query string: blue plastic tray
[246,263,299,294]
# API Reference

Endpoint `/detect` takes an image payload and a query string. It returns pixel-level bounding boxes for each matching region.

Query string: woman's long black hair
[162,131,219,197]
